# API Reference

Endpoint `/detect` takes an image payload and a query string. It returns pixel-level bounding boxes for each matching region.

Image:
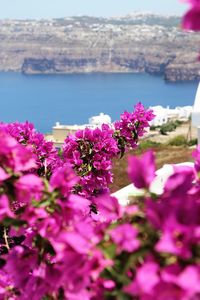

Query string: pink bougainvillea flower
[66,194,90,215]
[155,215,194,259]
[0,270,14,299]
[114,103,155,150]
[161,264,200,299]
[0,167,10,183]
[5,246,37,288]
[0,195,14,221]
[110,223,140,253]
[182,1,200,31]
[50,165,78,197]
[164,166,195,198]
[93,194,122,222]
[2,121,62,175]
[125,263,200,300]
[124,262,160,296]
[128,150,156,189]
[0,129,36,173]
[63,104,154,198]
[63,123,118,198]
[178,266,200,295]
[15,174,44,205]
[193,145,200,173]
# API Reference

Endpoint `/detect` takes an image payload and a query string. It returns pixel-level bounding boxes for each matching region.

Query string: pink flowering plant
[102,151,200,299]
[0,104,154,200]
[0,121,199,299]
[182,0,200,31]
[0,128,106,299]
[63,103,154,198]
[0,121,62,178]
[0,104,155,299]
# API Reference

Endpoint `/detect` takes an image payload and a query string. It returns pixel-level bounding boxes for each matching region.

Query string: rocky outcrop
[22,57,99,73]
[22,54,198,83]
[164,56,200,82]
[164,66,200,82]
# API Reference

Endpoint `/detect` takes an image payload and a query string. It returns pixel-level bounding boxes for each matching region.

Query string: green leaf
[102,243,116,259]
[3,217,27,228]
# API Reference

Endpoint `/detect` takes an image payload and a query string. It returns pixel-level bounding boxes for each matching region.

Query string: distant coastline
[0,13,199,82]
[1,69,200,84]
[21,69,200,84]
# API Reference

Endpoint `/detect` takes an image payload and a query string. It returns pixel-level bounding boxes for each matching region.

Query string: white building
[149,106,168,126]
[50,113,112,148]
[192,83,200,144]
[89,112,111,126]
[150,105,192,127]
[174,106,193,119]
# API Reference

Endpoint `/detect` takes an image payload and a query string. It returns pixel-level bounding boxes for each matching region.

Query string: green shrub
[174,120,183,126]
[160,128,168,135]
[187,138,198,147]
[139,140,161,150]
[150,125,157,131]
[168,135,187,146]
[160,121,177,135]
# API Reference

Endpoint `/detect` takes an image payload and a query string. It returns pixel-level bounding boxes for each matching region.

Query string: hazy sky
[0,0,188,19]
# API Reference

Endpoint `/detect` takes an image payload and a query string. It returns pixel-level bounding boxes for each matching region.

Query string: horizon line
[0,11,183,21]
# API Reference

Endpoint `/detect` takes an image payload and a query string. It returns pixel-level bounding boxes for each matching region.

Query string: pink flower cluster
[63,103,154,198]
[0,121,62,177]
[0,104,154,200]
[0,125,199,299]
[63,124,119,198]
[121,150,200,299]
[0,128,113,299]
[114,102,155,152]
[182,0,200,31]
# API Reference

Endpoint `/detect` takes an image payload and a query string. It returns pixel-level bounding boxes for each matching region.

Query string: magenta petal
[110,223,140,253]
[178,266,200,293]
[128,150,155,189]
[182,7,200,31]
[137,262,160,293]
[0,195,14,220]
[0,167,10,182]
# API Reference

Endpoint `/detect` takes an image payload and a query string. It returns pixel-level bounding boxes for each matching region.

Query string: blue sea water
[0,72,198,133]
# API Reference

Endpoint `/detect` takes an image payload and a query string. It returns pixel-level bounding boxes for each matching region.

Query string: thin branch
[3,227,10,250]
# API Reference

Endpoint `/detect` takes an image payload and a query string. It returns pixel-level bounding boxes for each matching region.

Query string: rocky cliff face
[0,14,200,82]
[164,54,200,81]
[165,66,200,82]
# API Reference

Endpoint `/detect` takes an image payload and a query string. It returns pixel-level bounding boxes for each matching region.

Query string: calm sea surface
[0,72,198,132]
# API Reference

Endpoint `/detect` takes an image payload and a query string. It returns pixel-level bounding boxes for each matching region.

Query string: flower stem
[3,227,9,250]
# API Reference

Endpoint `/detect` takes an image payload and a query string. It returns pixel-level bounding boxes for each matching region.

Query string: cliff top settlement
[0,13,200,81]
